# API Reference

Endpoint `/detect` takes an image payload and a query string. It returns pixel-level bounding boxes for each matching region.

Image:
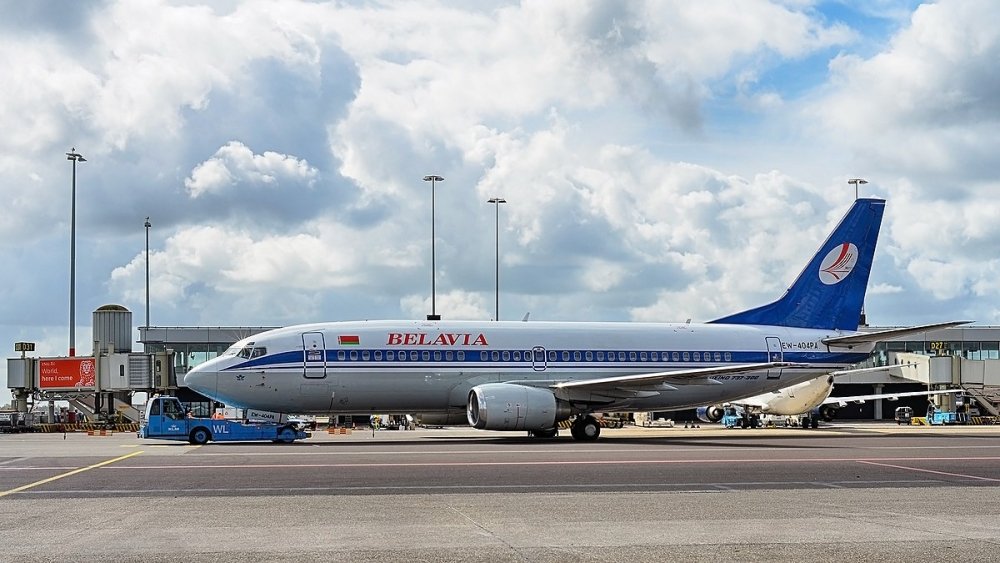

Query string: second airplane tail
[711,198,886,331]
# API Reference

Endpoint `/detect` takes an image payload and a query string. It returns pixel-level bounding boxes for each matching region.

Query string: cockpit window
[237,346,266,359]
[221,345,241,357]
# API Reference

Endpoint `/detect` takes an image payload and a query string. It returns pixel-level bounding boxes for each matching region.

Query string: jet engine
[467,383,571,431]
[696,405,725,424]
[817,405,839,422]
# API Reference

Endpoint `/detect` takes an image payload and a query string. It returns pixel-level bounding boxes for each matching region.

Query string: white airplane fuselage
[184,320,869,415]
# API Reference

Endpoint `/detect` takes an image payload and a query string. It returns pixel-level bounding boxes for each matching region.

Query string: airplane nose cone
[183,365,217,396]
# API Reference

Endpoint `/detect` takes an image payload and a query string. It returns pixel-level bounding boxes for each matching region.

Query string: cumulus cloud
[8,1,1000,404]
[185,141,318,198]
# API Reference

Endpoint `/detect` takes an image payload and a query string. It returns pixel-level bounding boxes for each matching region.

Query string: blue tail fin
[710,198,886,331]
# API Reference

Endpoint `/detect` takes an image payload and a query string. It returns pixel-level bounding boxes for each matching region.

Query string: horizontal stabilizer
[822,321,972,347]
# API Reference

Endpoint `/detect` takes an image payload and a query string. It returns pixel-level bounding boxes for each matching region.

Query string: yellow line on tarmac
[0,451,144,499]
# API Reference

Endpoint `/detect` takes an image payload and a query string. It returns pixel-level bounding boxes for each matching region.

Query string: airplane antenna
[521,312,530,322]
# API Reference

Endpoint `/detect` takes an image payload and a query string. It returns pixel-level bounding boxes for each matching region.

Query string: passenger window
[682,352,690,361]
[629,352,637,361]
[433,351,441,361]
[421,351,430,361]
[618,352,626,361]
[446,351,453,361]
[672,352,679,362]
[585,351,593,361]
[573,351,581,361]
[350,350,358,361]
[491,351,499,361]
[410,351,418,361]
[458,351,465,361]
[724,352,732,361]
[513,351,521,361]
[597,351,605,361]
[374,351,382,360]
[398,352,405,361]
[337,350,346,361]
[548,351,556,362]
[693,352,700,361]
[714,352,721,362]
[362,351,370,361]
[481,351,488,361]
[608,353,616,362]
[649,352,656,361]
[387,351,395,361]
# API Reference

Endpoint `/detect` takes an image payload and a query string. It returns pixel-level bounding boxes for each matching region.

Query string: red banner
[39,358,97,390]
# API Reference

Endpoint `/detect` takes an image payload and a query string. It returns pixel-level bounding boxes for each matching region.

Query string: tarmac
[2,422,999,562]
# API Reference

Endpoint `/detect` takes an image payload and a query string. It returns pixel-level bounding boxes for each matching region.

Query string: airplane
[183,197,967,441]
[695,368,961,428]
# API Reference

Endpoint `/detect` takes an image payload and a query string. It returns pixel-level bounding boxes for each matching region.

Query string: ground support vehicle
[895,406,913,425]
[139,396,310,444]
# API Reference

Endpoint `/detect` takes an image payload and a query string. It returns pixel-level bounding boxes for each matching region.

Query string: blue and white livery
[183,198,961,440]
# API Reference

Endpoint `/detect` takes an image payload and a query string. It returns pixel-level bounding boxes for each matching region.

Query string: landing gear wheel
[571,416,601,441]
[810,418,819,429]
[189,427,211,445]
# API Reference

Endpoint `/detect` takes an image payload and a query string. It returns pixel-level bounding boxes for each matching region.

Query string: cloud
[185,141,318,198]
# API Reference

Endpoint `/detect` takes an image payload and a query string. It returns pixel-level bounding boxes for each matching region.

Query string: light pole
[423,175,444,320]
[66,148,86,356]
[487,197,506,321]
[144,217,151,333]
[847,178,869,325]
[848,178,868,200]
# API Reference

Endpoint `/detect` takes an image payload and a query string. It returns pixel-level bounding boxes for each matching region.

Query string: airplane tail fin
[710,198,886,331]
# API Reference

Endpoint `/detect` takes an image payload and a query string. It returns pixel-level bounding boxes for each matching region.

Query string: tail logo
[818,242,858,285]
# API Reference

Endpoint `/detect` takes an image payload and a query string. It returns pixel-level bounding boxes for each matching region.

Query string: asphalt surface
[2,423,1000,561]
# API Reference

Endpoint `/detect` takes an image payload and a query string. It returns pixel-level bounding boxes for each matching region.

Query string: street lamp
[66,148,86,356]
[847,178,869,325]
[487,197,506,321]
[144,217,151,333]
[423,175,444,321]
[848,178,868,200]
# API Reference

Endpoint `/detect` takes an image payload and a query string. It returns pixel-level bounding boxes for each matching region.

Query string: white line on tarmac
[88,455,1000,470]
[857,460,1000,482]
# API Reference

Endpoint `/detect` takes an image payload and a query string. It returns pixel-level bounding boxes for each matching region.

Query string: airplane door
[531,346,547,372]
[303,331,327,378]
[765,337,783,380]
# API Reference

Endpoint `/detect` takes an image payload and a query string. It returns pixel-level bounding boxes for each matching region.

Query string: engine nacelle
[817,405,839,422]
[696,405,725,424]
[467,383,570,431]
[414,412,469,426]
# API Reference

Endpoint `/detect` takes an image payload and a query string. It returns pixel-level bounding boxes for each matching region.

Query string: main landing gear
[570,415,601,441]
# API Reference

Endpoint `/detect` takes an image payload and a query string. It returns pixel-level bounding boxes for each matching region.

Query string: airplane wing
[553,362,806,391]
[822,388,961,407]
[822,321,972,347]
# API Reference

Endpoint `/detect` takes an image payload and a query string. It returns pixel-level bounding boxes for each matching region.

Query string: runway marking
[0,451,144,499]
[92,455,1000,470]
[857,460,1000,483]
[0,458,27,466]
[177,444,1000,457]
[11,479,940,496]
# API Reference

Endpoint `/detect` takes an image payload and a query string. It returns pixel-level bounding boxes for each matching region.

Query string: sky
[2,0,1000,403]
